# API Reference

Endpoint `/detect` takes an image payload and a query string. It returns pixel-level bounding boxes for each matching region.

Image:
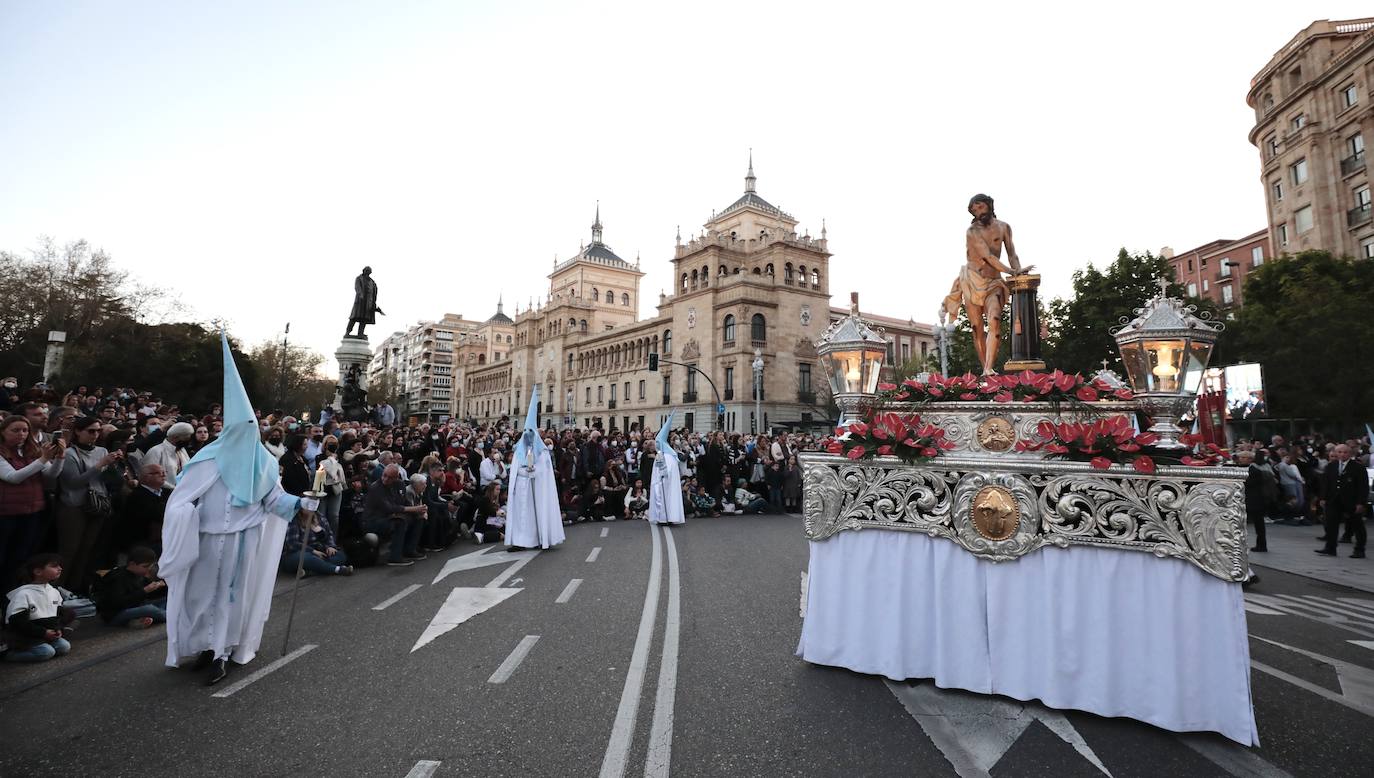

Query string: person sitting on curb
[281,503,353,577]
[94,546,168,628]
[734,478,771,514]
[3,554,73,663]
[473,481,506,545]
[624,480,649,521]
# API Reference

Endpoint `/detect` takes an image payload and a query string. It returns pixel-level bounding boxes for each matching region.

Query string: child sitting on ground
[94,546,167,629]
[691,484,716,517]
[3,554,73,663]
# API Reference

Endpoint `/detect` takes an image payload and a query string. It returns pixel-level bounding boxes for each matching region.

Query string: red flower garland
[826,410,956,464]
[1014,415,1160,472]
[881,370,1134,405]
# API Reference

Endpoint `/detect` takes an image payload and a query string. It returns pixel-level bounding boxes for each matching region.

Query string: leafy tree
[1226,250,1374,421]
[1043,248,1220,375]
[245,339,334,418]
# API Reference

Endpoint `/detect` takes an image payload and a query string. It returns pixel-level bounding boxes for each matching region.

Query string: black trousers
[1246,504,1267,550]
[1325,509,1365,552]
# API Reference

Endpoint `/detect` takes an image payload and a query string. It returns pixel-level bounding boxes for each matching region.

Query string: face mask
[288,423,299,431]
[146,424,160,434]
[2,382,15,390]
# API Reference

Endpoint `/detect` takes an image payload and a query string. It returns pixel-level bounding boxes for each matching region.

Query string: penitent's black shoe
[1353,551,1367,559]
[1315,549,1338,556]
[190,650,214,671]
[1250,546,1268,552]
[206,658,229,686]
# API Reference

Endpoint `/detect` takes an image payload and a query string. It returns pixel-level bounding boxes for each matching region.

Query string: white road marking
[411,587,522,652]
[373,584,422,611]
[488,635,540,684]
[646,527,681,778]
[1176,734,1291,777]
[432,546,539,585]
[599,519,663,778]
[1337,597,1374,616]
[886,680,1111,777]
[556,578,584,604]
[587,547,602,563]
[1243,600,1285,616]
[1252,636,1374,717]
[487,553,537,588]
[1245,593,1374,638]
[211,644,318,698]
[601,527,610,538]
[1349,640,1374,651]
[1271,594,1374,628]
[405,760,442,778]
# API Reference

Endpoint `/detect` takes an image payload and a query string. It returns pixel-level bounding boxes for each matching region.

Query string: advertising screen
[1216,363,1267,419]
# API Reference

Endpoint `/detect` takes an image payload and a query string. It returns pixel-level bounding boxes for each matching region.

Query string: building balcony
[796,390,817,405]
[1349,203,1373,228]
[724,389,735,401]
[1342,151,1366,177]
[682,391,698,403]
[750,338,767,349]
[608,399,617,409]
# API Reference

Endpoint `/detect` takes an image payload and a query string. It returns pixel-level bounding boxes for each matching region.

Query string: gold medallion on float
[975,416,1016,452]
[971,485,1020,541]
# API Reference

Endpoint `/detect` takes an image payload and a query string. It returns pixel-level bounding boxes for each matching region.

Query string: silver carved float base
[801,449,1247,583]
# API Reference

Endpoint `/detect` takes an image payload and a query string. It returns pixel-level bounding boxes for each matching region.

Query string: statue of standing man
[345,266,384,338]
[941,194,1032,375]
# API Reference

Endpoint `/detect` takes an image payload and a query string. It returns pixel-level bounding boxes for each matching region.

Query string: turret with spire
[745,148,756,194]
[591,201,603,245]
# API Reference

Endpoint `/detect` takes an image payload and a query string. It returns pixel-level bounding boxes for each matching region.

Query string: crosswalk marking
[1244,601,1285,616]
[1245,594,1374,639]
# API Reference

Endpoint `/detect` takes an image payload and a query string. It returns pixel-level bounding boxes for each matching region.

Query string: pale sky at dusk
[3,1,1369,367]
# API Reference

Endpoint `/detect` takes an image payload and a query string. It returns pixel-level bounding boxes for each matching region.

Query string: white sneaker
[474,532,484,544]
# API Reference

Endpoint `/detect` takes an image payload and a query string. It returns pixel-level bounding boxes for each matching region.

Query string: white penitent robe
[506,448,565,549]
[159,461,300,667]
[648,452,685,525]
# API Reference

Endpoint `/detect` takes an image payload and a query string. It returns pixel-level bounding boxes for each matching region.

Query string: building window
[597,385,603,403]
[1356,186,1372,210]
[1262,94,1274,114]
[1350,134,1366,158]
[1186,282,1197,297]
[586,387,592,404]
[624,382,630,401]
[750,313,766,342]
[610,384,616,402]
[1219,259,1231,278]
[1290,113,1306,131]
[811,268,820,286]
[1294,205,1313,233]
[622,293,630,306]
[638,380,645,399]
[722,314,735,343]
[1271,180,1283,201]
[580,320,588,332]
[1343,83,1359,109]
[799,363,813,393]
[725,367,734,395]
[686,367,697,394]
[591,288,599,302]
[1252,246,1264,266]
[1221,285,1234,305]
[663,329,672,355]
[1363,237,1374,259]
[1186,258,1193,272]
[902,342,911,363]
[1291,158,1309,186]
[662,379,670,404]
[1277,223,1289,247]
[1265,135,1279,158]
[568,353,574,372]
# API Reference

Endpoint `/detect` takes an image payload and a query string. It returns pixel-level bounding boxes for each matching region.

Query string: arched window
[580,320,588,332]
[719,264,727,277]
[691,269,699,288]
[751,313,766,343]
[798,265,807,284]
[785,263,794,283]
[765,263,774,276]
[752,267,761,275]
[732,267,740,274]
[621,292,630,306]
[723,314,736,343]
[606,290,615,306]
[570,287,576,297]
[506,335,512,343]
[569,317,576,328]
[1262,94,1274,113]
[701,265,709,287]
[663,329,672,355]
[810,268,820,286]
[591,288,599,302]
[681,273,688,292]
[479,354,486,364]
[568,353,574,372]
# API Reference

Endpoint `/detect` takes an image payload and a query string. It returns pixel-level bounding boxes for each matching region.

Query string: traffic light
[648,353,659,371]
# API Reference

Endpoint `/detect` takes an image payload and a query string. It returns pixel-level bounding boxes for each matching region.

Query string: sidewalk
[1249,518,1374,594]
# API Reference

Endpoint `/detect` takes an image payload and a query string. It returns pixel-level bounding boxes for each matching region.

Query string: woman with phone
[0,416,65,589]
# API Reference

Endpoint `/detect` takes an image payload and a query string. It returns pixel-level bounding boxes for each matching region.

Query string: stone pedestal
[334,336,373,422]
[1004,273,1045,372]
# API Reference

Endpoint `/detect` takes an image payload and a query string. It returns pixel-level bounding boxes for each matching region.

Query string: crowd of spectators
[0,377,819,663]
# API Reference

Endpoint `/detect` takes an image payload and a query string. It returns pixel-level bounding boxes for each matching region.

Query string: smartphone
[52,430,64,441]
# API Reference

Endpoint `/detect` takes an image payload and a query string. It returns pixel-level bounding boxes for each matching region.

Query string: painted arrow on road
[431,546,540,585]
[412,587,522,652]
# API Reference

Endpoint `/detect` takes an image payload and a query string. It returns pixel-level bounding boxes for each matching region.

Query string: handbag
[73,449,113,519]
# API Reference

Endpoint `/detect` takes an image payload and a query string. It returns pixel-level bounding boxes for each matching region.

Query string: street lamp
[817,292,888,427]
[1112,280,1223,448]
[752,348,764,435]
[933,316,958,377]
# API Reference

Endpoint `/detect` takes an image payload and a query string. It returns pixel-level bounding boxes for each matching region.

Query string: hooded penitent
[184,332,280,506]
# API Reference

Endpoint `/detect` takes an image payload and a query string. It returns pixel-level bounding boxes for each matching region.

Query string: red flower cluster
[1177,433,1230,466]
[1014,415,1160,473]
[882,370,1133,404]
[826,411,956,464]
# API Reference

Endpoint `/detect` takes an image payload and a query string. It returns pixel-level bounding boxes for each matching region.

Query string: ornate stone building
[1248,18,1374,260]
[459,161,935,433]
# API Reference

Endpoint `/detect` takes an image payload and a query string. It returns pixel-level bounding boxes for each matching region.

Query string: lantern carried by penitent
[817,292,888,427]
[1111,280,1223,448]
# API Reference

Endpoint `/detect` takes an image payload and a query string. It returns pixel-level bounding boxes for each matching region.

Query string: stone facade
[1162,229,1271,310]
[369,309,515,423]
[1248,18,1374,261]
[456,161,935,434]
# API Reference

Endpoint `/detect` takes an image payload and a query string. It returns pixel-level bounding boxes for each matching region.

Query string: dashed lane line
[211,644,318,699]
[373,584,422,611]
[587,547,602,563]
[488,635,540,684]
[556,578,584,604]
[404,760,441,778]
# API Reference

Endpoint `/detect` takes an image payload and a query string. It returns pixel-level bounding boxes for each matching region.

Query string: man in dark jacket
[94,546,166,627]
[1237,450,1272,553]
[1317,444,1371,558]
[363,465,428,566]
[122,462,171,553]
[578,431,607,494]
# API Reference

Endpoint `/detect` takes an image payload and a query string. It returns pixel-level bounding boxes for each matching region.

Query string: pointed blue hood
[656,409,675,452]
[513,385,547,469]
[185,332,280,507]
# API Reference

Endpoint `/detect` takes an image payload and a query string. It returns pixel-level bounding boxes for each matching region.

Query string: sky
[3,1,1370,371]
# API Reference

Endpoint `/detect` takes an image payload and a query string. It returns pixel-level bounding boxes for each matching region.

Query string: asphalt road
[2,514,1373,777]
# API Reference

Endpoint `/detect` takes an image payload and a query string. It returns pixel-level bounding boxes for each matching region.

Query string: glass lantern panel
[1181,339,1214,394]
[1145,339,1187,393]
[825,349,866,394]
[1117,341,1150,392]
[862,349,885,395]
